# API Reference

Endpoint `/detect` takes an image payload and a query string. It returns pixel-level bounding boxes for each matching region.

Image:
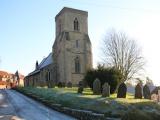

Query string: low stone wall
[14,88,109,120]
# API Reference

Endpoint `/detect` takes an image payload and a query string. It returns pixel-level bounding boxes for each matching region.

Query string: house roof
[0,70,24,79]
[0,71,9,76]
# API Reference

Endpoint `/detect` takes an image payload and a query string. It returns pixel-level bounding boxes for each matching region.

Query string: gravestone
[77,81,83,94]
[57,82,62,88]
[150,90,160,103]
[117,83,127,98]
[135,83,142,99]
[151,94,158,102]
[143,84,151,99]
[93,78,101,95]
[151,86,160,94]
[67,81,72,88]
[62,82,66,87]
[102,82,110,97]
[78,81,84,87]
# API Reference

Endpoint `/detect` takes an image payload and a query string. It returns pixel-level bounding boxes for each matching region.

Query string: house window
[75,57,80,73]
[74,18,79,31]
[76,40,79,48]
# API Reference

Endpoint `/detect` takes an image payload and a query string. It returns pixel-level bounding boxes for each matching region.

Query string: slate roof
[27,53,53,77]
[39,53,52,69]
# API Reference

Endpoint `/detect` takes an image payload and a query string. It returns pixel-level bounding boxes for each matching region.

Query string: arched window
[74,18,79,31]
[75,56,80,73]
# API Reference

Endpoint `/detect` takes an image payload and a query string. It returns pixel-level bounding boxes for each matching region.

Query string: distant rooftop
[0,70,24,79]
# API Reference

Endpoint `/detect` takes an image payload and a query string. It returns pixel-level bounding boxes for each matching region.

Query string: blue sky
[1,0,160,85]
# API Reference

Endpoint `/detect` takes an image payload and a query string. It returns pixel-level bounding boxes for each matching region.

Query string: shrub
[84,66,122,94]
[93,78,101,95]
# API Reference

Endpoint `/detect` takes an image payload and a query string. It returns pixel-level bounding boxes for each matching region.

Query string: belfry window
[74,18,79,31]
[75,56,80,73]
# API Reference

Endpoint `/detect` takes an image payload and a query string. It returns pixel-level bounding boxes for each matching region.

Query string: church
[24,7,92,87]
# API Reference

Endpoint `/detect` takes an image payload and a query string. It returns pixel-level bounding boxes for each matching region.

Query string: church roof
[27,53,53,77]
[39,53,53,69]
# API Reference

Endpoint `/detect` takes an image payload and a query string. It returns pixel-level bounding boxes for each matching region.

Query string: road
[0,89,76,120]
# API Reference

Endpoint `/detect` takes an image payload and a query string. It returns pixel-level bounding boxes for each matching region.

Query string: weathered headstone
[67,81,72,88]
[135,83,142,99]
[78,86,83,94]
[143,84,151,99]
[117,83,127,98]
[62,82,66,87]
[78,81,84,87]
[57,82,62,88]
[77,81,83,94]
[93,78,101,95]
[151,94,158,102]
[151,86,160,94]
[102,82,110,97]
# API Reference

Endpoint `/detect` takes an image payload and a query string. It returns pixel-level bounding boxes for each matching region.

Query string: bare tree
[102,30,145,83]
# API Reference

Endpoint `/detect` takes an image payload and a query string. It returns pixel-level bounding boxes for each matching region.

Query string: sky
[0,0,160,85]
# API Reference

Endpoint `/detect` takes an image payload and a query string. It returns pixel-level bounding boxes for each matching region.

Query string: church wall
[25,63,53,87]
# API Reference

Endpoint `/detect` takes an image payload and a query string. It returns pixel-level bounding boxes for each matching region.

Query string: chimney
[35,61,39,70]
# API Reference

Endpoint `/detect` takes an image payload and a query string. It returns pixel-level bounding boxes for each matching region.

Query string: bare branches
[102,30,145,82]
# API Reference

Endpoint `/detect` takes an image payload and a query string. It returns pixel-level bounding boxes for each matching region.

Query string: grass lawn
[16,87,160,118]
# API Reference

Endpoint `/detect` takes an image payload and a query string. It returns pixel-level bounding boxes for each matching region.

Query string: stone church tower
[52,7,92,85]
